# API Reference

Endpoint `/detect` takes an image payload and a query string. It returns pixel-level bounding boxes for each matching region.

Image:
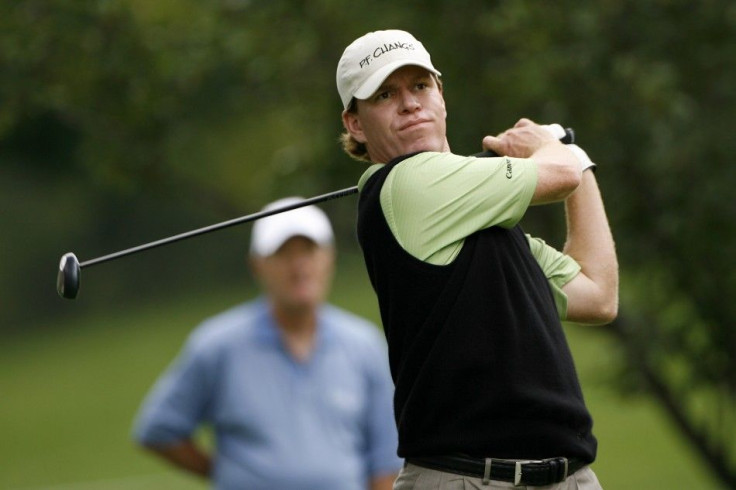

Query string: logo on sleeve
[505,158,513,179]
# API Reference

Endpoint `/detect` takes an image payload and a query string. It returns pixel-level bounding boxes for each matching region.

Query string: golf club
[57,127,574,300]
[57,186,358,299]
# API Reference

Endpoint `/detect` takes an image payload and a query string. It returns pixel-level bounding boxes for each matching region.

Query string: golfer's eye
[375,91,391,101]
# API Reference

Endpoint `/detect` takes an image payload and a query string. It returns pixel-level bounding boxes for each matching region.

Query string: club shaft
[76,128,573,269]
[79,186,359,269]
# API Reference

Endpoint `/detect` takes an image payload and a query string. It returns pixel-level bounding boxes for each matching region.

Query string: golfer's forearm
[530,143,582,205]
[146,440,212,478]
[563,171,619,317]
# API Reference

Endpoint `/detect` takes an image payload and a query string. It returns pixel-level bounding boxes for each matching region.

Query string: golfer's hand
[482,118,559,158]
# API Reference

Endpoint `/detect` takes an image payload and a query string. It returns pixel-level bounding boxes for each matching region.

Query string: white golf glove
[542,124,597,172]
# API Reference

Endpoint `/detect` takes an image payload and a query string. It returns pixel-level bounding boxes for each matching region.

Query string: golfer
[337,30,618,489]
[133,198,402,490]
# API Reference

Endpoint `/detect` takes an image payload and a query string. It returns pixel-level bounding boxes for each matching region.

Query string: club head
[57,253,80,299]
[562,127,575,144]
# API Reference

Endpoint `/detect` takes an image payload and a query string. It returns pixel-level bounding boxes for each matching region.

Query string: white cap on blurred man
[250,197,334,257]
[336,29,441,109]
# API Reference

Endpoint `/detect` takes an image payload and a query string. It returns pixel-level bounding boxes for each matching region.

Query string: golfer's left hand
[482,118,559,158]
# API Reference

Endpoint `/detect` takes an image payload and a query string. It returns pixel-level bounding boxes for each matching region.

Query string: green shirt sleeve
[358,152,537,264]
[526,234,581,320]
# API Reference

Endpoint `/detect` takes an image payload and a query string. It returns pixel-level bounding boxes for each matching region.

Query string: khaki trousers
[394,462,603,490]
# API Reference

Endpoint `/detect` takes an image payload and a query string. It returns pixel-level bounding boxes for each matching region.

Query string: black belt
[407,455,585,486]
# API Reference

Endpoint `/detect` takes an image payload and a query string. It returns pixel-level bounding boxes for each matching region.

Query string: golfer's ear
[342,109,367,144]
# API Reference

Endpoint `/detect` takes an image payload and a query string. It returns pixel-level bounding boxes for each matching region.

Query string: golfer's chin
[400,135,447,156]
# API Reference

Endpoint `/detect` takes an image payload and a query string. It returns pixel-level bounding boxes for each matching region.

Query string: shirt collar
[251,296,336,348]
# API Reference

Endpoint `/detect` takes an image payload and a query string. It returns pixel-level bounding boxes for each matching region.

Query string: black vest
[357,154,596,462]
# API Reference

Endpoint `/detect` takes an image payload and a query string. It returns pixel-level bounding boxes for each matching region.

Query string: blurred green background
[2,0,735,488]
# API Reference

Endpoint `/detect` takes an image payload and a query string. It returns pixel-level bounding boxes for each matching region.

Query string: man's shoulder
[388,151,486,183]
[403,151,475,165]
[358,163,385,191]
[322,304,383,343]
[187,300,265,350]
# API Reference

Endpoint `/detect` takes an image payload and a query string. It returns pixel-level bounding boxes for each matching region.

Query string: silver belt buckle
[514,460,541,486]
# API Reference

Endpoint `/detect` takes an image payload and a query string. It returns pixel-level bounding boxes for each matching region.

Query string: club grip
[474,127,575,158]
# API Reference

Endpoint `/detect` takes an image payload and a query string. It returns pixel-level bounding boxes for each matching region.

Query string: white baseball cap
[336,29,441,109]
[250,197,334,257]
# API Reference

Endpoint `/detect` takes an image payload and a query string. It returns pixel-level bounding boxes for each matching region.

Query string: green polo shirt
[357,152,581,319]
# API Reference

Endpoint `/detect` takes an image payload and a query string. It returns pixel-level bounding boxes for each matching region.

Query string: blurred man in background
[133,197,402,490]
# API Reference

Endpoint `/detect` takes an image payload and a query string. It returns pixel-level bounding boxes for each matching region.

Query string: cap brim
[352,60,441,101]
[253,230,332,257]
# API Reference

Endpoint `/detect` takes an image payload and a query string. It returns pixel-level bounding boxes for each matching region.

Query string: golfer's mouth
[399,119,431,131]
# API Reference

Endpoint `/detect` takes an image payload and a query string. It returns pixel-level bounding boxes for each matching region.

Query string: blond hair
[339,99,370,162]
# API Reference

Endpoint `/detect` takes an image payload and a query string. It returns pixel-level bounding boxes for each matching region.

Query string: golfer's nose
[398,89,420,112]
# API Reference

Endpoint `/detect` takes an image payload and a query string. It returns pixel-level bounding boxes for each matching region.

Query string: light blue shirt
[133,298,402,490]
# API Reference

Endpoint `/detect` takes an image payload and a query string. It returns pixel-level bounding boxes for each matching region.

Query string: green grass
[565,325,724,488]
[0,253,726,489]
